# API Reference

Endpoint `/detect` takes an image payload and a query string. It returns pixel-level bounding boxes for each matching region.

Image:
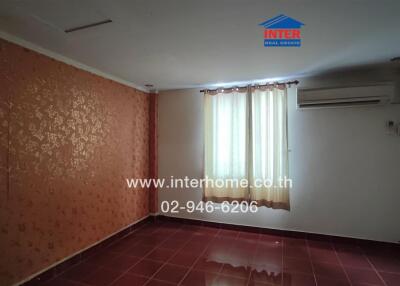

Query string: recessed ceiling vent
[64,19,112,33]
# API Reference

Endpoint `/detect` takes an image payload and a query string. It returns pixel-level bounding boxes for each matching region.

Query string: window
[204,86,290,210]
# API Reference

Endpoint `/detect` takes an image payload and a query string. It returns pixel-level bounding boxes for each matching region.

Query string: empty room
[1,1,400,286]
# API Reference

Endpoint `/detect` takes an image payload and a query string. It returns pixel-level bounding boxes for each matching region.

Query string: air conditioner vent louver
[65,19,112,33]
[297,84,394,109]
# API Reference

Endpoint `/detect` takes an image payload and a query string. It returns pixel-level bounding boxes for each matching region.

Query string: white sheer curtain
[204,86,290,210]
[204,91,249,202]
[250,88,290,209]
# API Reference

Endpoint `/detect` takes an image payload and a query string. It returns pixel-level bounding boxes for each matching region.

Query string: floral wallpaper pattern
[0,39,151,286]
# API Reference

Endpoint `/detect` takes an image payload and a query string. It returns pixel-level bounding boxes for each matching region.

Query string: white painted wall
[158,85,400,243]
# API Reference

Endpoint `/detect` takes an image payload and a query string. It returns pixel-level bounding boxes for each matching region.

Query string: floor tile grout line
[143,224,218,285]
[212,228,239,281]
[57,278,91,286]
[232,230,260,284]
[48,221,399,286]
[175,227,223,285]
[102,225,171,285]
[280,234,284,286]
[48,220,156,284]
[305,238,320,286]
[147,278,176,285]
[131,223,194,285]
[104,222,184,286]
[223,230,289,285]
[333,241,354,286]
[245,232,266,286]
[217,226,243,283]
[364,255,388,286]
[177,226,247,285]
[126,224,255,285]
[281,233,293,286]
[336,243,389,286]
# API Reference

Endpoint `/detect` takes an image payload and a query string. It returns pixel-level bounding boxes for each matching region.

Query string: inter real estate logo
[259,14,304,47]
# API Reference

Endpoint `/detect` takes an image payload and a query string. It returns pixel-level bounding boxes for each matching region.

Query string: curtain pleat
[250,88,290,210]
[204,87,290,210]
[204,91,249,201]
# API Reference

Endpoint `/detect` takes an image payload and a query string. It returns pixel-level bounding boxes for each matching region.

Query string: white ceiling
[1,0,400,90]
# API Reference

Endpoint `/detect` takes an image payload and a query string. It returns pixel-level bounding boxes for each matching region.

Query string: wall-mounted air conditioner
[297,84,396,109]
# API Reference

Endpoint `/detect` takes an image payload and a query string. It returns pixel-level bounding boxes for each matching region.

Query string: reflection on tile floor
[39,221,400,286]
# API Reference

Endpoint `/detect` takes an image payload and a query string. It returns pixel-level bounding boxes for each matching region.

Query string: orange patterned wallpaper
[0,38,151,286]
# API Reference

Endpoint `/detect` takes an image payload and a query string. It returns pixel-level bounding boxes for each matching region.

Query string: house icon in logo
[259,14,304,47]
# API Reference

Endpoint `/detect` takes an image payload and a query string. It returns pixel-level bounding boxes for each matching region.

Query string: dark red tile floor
[39,221,400,286]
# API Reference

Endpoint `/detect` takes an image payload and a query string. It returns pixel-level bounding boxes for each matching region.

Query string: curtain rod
[200,80,299,93]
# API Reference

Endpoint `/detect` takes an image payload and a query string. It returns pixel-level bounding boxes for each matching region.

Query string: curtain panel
[204,86,290,210]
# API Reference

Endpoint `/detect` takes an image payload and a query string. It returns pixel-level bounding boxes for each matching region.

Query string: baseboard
[155,215,400,248]
[19,215,153,286]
